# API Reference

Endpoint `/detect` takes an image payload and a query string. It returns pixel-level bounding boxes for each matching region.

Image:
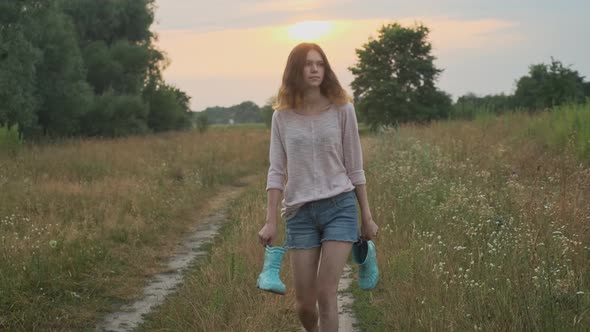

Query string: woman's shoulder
[335,101,355,115]
[271,108,296,126]
[272,108,292,119]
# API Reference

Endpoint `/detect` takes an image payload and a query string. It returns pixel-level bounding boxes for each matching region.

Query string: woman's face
[302,49,325,89]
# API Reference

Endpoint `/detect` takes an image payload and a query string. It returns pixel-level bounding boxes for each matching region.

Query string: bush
[196,113,209,133]
[81,93,148,137]
[0,124,24,155]
[527,102,590,163]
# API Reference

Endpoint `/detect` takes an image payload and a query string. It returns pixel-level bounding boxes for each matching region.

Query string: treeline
[198,53,590,128]
[199,101,263,124]
[452,58,590,120]
[0,0,192,140]
[195,100,274,127]
[348,23,590,129]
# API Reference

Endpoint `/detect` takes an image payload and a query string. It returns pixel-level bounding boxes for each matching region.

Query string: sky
[152,0,590,112]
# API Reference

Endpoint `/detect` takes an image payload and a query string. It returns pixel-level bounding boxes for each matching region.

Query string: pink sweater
[266,102,366,220]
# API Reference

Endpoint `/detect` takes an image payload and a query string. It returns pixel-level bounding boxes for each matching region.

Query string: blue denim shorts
[284,190,360,250]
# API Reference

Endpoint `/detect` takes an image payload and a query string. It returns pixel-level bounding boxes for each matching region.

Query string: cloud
[241,0,320,14]
[154,17,522,109]
[239,0,354,14]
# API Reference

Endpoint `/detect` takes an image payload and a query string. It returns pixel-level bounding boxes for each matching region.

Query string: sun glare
[288,21,334,41]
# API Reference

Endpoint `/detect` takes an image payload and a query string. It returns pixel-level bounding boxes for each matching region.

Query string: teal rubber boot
[256,245,286,295]
[352,240,379,290]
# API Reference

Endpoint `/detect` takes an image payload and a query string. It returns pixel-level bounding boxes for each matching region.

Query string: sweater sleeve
[342,103,366,185]
[266,111,287,191]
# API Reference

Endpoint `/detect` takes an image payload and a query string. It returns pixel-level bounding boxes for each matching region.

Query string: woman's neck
[302,88,328,111]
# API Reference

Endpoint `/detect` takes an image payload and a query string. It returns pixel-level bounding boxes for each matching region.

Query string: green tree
[452,92,515,120]
[62,0,161,96]
[61,0,181,137]
[144,83,192,132]
[261,96,277,128]
[61,0,154,46]
[33,3,93,137]
[201,101,263,124]
[81,93,148,137]
[349,23,451,129]
[82,41,121,94]
[0,1,43,134]
[233,101,262,123]
[1,0,189,139]
[196,113,209,133]
[514,58,587,110]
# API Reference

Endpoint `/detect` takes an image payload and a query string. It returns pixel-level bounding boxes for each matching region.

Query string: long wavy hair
[274,43,352,111]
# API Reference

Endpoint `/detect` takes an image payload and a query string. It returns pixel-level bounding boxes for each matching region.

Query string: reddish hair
[274,43,352,111]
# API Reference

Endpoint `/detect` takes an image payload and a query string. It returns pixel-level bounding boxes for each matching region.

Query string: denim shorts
[284,190,360,250]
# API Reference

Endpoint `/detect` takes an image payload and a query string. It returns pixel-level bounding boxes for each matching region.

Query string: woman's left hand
[360,215,379,241]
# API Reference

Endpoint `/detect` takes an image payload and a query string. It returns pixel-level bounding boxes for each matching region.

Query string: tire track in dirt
[96,175,258,332]
[95,171,362,331]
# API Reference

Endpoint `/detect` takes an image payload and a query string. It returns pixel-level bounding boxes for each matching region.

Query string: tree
[200,101,264,124]
[452,92,515,120]
[0,1,43,134]
[144,83,192,132]
[349,23,451,129]
[81,93,148,137]
[33,3,93,137]
[196,113,209,133]
[514,58,587,110]
[60,0,154,46]
[261,96,277,128]
[1,0,189,139]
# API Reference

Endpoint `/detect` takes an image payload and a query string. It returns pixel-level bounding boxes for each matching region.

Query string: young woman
[258,42,378,332]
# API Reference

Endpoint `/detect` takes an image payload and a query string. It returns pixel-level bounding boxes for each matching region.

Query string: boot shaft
[263,246,285,271]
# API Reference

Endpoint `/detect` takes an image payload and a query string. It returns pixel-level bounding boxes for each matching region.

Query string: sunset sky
[152,0,590,111]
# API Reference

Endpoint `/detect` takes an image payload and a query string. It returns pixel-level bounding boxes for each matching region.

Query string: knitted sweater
[266,102,366,220]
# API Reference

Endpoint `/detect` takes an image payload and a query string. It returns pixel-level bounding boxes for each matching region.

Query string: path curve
[95,174,359,331]
[96,176,256,332]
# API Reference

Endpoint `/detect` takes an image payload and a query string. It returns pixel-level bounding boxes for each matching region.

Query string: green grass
[0,124,23,156]
[0,128,270,331]
[352,112,590,330]
[209,123,267,131]
[137,180,301,332]
[3,102,589,331]
[525,103,590,163]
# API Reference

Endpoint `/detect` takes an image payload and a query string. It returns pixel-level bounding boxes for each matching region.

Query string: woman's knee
[295,299,317,316]
[317,287,337,308]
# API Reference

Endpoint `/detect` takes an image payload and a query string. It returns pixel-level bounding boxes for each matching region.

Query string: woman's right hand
[258,222,277,246]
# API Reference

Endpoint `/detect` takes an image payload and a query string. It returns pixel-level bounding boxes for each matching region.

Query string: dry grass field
[0,127,269,331]
[353,107,590,331]
[1,104,589,331]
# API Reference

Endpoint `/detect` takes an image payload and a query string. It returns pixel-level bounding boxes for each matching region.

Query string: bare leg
[316,241,353,332]
[291,247,321,332]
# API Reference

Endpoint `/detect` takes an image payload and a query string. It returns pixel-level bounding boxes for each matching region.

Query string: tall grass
[0,124,23,155]
[137,180,302,332]
[0,127,269,331]
[353,112,590,330]
[136,135,380,332]
[525,103,590,163]
[462,102,590,164]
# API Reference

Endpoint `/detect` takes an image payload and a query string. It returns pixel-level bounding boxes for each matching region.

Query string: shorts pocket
[332,191,357,209]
